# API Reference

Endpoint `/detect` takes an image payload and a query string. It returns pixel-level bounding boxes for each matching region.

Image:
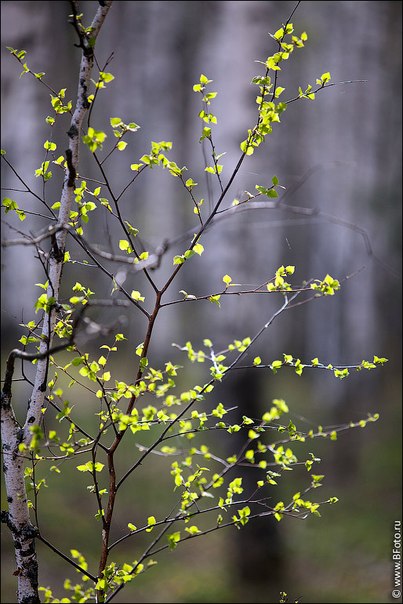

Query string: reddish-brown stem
[92,153,159,295]
[97,289,162,583]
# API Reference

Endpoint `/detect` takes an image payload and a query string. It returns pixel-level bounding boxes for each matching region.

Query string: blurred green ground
[1,360,401,604]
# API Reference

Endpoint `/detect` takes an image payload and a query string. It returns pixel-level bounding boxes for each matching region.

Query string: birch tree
[1,2,386,603]
[1,3,113,602]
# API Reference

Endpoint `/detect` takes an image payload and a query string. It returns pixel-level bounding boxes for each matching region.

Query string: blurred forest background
[1,1,401,603]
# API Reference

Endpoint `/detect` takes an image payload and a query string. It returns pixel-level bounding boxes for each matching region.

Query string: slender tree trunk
[229,371,285,601]
[1,3,113,602]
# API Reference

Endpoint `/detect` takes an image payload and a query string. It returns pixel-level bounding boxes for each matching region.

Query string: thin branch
[115,166,146,202]
[115,293,299,491]
[1,154,57,219]
[154,197,395,277]
[91,152,159,294]
[285,79,368,106]
[37,534,97,582]
[1,299,128,403]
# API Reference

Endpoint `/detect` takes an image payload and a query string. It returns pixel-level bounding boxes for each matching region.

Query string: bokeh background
[1,1,401,603]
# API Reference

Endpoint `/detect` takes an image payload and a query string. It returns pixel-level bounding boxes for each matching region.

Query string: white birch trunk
[1,3,113,602]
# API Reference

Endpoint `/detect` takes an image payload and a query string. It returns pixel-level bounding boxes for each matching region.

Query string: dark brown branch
[1,154,57,219]
[37,533,97,581]
[1,299,128,402]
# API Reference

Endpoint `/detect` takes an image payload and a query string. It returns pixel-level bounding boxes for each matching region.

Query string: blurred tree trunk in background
[229,370,286,600]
